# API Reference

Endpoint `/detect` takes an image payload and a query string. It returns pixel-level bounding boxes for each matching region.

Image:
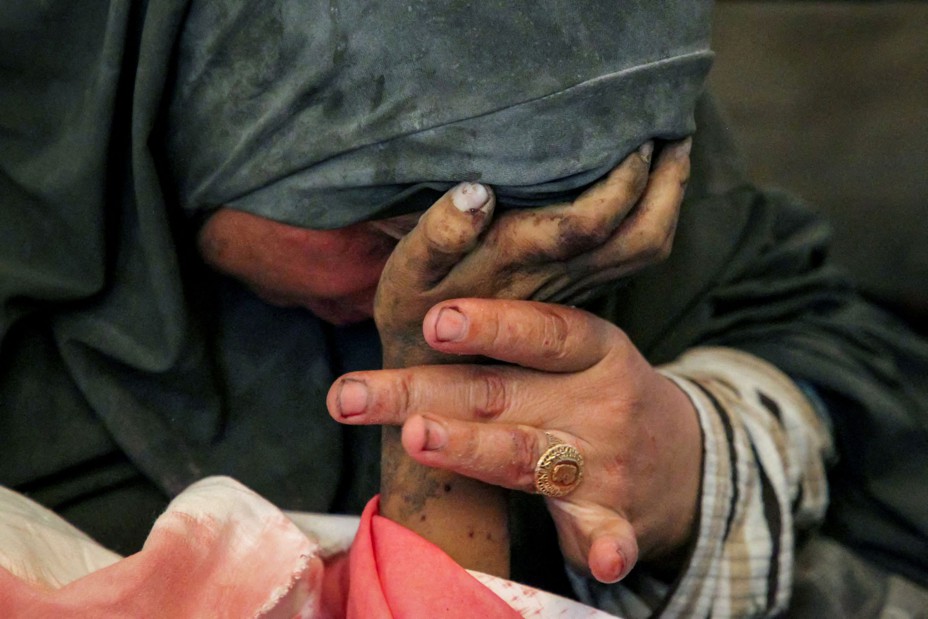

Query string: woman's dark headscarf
[164,0,713,227]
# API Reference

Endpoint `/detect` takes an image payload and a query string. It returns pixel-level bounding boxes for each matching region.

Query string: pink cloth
[0,478,323,617]
[346,497,521,618]
[0,477,615,618]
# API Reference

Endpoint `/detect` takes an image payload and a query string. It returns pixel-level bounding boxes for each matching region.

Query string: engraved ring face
[534,435,584,498]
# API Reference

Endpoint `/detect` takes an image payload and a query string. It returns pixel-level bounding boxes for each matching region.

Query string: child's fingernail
[615,547,630,580]
[450,182,491,213]
[638,140,654,164]
[672,136,693,160]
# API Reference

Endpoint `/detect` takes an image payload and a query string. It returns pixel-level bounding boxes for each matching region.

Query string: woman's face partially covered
[197,208,417,325]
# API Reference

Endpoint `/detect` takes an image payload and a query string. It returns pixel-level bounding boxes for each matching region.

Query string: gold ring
[534,433,584,497]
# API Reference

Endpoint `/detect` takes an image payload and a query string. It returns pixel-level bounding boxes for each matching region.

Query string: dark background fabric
[710,1,928,331]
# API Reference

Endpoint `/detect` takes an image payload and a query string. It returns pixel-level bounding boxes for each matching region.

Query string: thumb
[587,520,639,583]
[548,500,639,584]
[383,182,495,293]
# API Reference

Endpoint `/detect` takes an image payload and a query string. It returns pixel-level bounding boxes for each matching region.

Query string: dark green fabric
[1,0,350,534]
[2,0,927,597]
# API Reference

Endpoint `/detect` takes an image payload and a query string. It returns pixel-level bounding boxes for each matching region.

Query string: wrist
[639,372,703,568]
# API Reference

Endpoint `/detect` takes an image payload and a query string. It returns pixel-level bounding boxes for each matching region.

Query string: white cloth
[0,476,616,618]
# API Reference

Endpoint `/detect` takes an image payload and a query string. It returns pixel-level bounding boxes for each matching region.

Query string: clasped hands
[328,139,703,583]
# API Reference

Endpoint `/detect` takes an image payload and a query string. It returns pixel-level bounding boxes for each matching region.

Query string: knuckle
[471,367,509,419]
[633,241,657,262]
[576,210,617,245]
[539,309,571,360]
[457,430,482,467]
[489,217,549,264]
[609,173,647,210]
[388,370,415,418]
[545,220,597,260]
[630,215,676,263]
[634,229,673,264]
[555,217,611,257]
[487,307,508,349]
[508,429,541,489]
[420,210,476,256]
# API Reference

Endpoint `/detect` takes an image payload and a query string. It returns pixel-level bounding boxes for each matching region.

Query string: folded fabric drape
[0,477,616,618]
[0,478,324,617]
[346,497,521,618]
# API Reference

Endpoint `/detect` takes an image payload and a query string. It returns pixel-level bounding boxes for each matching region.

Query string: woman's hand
[331,138,698,581]
[329,298,703,582]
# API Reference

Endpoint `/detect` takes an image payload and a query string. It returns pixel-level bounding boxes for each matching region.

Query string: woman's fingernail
[614,547,629,580]
[450,182,491,213]
[638,141,654,164]
[595,543,628,583]
[434,307,468,342]
[422,417,448,451]
[338,379,369,417]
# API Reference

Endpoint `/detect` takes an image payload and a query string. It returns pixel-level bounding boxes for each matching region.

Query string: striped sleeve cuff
[572,347,832,618]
